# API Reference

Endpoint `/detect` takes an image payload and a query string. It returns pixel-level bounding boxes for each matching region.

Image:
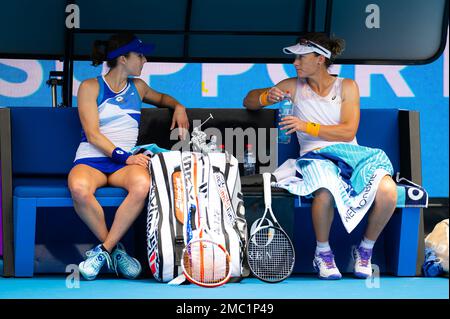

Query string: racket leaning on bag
[181,235,231,288]
[180,200,232,287]
[247,172,295,283]
[178,153,232,288]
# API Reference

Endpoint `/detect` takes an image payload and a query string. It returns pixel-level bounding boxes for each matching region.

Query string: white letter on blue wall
[355,65,414,97]
[139,63,186,86]
[0,60,43,97]
[202,64,253,97]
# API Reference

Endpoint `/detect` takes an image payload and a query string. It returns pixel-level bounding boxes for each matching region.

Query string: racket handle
[263,172,272,206]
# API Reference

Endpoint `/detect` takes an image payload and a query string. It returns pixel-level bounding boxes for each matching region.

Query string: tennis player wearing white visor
[283,39,332,59]
[243,33,398,280]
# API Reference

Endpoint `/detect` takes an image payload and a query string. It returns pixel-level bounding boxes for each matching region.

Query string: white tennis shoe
[79,244,112,281]
[111,243,142,279]
[353,246,373,278]
[313,250,342,280]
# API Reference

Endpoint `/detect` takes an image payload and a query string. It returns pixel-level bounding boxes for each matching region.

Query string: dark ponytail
[92,40,109,67]
[91,32,136,68]
[300,33,345,67]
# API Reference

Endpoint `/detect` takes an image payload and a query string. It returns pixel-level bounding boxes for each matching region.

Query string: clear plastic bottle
[243,144,256,176]
[208,135,217,152]
[278,92,293,144]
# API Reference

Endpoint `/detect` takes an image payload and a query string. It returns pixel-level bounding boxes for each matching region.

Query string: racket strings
[248,227,295,282]
[183,240,230,285]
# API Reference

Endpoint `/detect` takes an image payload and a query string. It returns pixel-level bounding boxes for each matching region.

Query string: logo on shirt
[116,96,124,102]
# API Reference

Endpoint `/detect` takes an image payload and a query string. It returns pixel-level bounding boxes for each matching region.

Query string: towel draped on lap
[273,143,428,233]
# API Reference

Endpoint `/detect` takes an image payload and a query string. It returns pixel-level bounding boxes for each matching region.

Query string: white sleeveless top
[293,76,358,156]
[74,75,142,161]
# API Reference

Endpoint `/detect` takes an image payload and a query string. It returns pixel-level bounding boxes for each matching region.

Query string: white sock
[359,237,375,250]
[316,241,331,254]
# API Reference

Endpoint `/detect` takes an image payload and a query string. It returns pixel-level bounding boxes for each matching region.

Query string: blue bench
[0,107,424,277]
[1,107,279,277]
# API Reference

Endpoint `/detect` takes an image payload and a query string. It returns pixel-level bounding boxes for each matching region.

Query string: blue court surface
[0,274,448,299]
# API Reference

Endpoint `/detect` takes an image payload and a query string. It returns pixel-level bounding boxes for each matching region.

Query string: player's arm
[133,78,183,110]
[243,77,297,110]
[315,79,360,141]
[77,79,117,156]
[133,78,189,139]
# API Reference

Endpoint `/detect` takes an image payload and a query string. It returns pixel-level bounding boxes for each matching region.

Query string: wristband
[259,90,270,106]
[111,147,131,164]
[306,122,320,137]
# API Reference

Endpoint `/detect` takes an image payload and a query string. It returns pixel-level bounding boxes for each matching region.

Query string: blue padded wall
[277,109,400,273]
[10,107,81,176]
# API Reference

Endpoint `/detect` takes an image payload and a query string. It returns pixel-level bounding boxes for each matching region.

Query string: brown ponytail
[300,33,345,67]
[328,38,345,61]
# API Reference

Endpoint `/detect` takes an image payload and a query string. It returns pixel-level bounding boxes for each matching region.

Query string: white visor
[283,41,331,59]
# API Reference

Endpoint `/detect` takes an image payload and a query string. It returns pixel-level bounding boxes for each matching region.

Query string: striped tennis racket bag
[146,150,248,282]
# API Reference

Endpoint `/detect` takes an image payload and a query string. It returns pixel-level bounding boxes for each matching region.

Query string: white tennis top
[293,76,358,156]
[74,75,142,161]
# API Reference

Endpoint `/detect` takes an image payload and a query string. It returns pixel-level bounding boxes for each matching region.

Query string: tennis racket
[177,153,232,288]
[246,172,295,283]
[181,237,231,288]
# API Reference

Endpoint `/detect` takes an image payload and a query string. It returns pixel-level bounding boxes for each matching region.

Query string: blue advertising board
[0,41,448,197]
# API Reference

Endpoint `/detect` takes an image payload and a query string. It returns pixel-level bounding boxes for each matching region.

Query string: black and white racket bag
[146,150,248,282]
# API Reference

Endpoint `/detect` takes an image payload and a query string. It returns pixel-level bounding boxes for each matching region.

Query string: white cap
[283,40,331,59]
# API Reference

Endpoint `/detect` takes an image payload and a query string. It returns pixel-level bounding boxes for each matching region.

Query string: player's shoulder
[340,78,358,88]
[79,77,100,92]
[276,77,297,91]
[279,77,298,85]
[340,78,359,94]
[131,78,150,99]
[339,78,360,101]
[131,77,148,88]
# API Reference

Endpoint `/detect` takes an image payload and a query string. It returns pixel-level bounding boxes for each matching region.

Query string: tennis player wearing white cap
[243,33,397,280]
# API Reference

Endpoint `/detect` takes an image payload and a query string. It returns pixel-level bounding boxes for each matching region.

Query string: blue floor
[0,274,448,299]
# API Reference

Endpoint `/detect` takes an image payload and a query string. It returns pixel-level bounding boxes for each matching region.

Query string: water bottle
[208,135,217,152]
[243,144,256,176]
[278,92,293,144]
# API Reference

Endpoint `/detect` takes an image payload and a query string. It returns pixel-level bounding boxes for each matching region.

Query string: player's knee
[377,177,397,208]
[69,180,93,203]
[314,188,334,207]
[128,175,151,199]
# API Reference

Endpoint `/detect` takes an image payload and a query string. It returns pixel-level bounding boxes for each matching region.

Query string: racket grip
[262,172,272,206]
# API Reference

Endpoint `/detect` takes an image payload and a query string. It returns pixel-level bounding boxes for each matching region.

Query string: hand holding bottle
[278,92,293,144]
[266,87,289,103]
